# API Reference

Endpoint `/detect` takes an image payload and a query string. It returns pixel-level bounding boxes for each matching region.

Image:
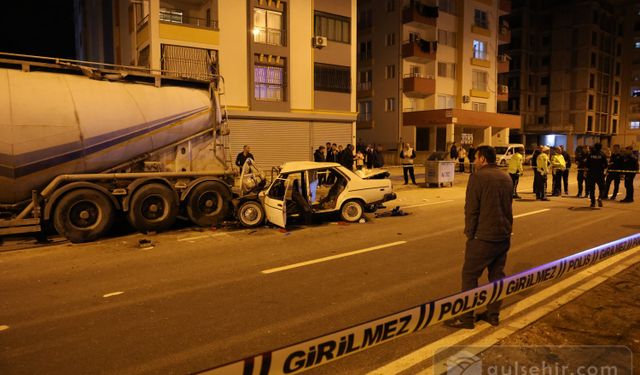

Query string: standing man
[575,145,588,197]
[467,145,476,173]
[586,143,608,208]
[445,146,513,329]
[560,145,571,195]
[340,144,355,170]
[507,146,524,199]
[550,147,566,196]
[372,144,385,168]
[399,142,417,185]
[605,144,623,200]
[536,146,551,201]
[450,142,459,161]
[314,145,326,162]
[620,146,638,203]
[235,145,255,168]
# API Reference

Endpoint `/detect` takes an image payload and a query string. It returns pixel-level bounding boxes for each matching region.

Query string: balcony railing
[160,9,219,30]
[402,4,438,28]
[403,74,435,98]
[402,39,437,63]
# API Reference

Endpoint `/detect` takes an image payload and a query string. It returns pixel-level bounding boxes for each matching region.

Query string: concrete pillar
[483,126,492,146]
[492,128,509,146]
[446,123,455,144]
[429,127,437,151]
[149,0,161,72]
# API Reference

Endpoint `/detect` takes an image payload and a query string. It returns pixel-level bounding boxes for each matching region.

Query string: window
[615,62,621,76]
[632,88,640,97]
[358,101,372,121]
[314,12,350,44]
[591,53,597,68]
[160,8,183,23]
[612,119,618,134]
[540,97,549,106]
[254,8,283,45]
[541,35,551,46]
[385,64,396,79]
[587,116,594,131]
[474,9,488,29]
[614,81,620,95]
[541,56,550,66]
[358,70,372,91]
[439,0,457,15]
[472,102,487,112]
[635,41,640,49]
[538,116,545,124]
[591,31,598,46]
[437,95,454,109]
[589,74,595,89]
[314,64,350,93]
[438,29,457,48]
[385,32,395,46]
[437,62,456,78]
[472,70,488,91]
[588,95,594,110]
[473,40,486,60]
[359,40,372,61]
[254,62,284,101]
[386,0,395,12]
[540,76,549,86]
[613,100,619,115]
[630,121,640,130]
[409,65,421,77]
[385,97,396,112]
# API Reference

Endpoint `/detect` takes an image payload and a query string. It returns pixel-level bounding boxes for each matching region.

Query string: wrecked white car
[235,162,396,228]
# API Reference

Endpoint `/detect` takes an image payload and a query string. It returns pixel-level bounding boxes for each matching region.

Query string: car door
[264,177,289,228]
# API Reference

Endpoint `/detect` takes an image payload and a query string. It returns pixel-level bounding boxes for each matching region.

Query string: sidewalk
[477,259,640,372]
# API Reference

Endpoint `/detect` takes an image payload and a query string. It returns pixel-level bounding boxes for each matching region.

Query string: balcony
[357,114,374,129]
[357,81,373,98]
[403,74,435,98]
[160,9,219,30]
[497,55,509,73]
[402,40,437,63]
[497,85,509,101]
[402,4,438,29]
[499,24,511,44]
[499,0,511,13]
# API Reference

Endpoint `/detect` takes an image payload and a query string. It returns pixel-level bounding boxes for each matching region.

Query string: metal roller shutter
[311,122,353,150]
[229,120,311,169]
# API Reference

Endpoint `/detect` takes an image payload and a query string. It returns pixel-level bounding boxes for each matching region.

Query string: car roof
[279,161,341,173]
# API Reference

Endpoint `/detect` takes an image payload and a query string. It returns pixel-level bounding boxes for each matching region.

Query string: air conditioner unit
[313,36,328,48]
[462,95,470,103]
[499,85,509,94]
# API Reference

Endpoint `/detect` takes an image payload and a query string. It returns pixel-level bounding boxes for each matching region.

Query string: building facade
[74,0,357,169]
[502,0,632,152]
[357,0,519,155]
[616,0,640,147]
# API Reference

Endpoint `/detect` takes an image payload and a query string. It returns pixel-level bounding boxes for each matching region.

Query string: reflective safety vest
[507,152,524,175]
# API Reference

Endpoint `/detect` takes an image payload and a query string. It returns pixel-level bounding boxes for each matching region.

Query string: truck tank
[0,67,223,204]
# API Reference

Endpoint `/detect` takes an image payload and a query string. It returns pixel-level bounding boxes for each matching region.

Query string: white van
[495,143,525,166]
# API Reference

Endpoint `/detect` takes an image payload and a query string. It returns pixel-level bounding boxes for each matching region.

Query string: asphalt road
[1,173,638,375]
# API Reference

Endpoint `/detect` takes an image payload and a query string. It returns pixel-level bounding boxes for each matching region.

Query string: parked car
[495,143,526,167]
[236,162,396,228]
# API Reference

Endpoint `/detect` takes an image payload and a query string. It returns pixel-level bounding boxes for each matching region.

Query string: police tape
[199,234,640,375]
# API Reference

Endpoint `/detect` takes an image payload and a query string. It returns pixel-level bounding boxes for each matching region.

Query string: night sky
[2,2,76,59]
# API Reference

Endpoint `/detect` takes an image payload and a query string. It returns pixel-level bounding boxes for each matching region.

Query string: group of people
[529,143,638,207]
[314,143,385,171]
[449,143,477,173]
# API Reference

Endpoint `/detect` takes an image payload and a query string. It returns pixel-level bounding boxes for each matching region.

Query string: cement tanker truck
[0,54,265,243]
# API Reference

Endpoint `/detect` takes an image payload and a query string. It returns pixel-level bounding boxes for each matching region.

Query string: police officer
[620,147,638,203]
[605,144,623,200]
[586,143,608,208]
[445,146,513,329]
[550,147,566,196]
[575,145,588,197]
[536,146,551,201]
[560,145,571,195]
[531,146,541,195]
[507,146,524,199]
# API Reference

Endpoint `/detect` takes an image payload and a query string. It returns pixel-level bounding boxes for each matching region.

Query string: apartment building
[502,0,630,151]
[74,0,357,168]
[616,0,640,147]
[356,0,519,154]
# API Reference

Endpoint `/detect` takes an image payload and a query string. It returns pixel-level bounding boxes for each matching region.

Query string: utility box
[425,161,455,187]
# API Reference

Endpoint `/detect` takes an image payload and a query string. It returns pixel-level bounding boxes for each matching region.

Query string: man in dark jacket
[446,146,513,329]
[531,147,541,195]
[372,144,385,168]
[340,144,355,170]
[314,146,326,162]
[575,145,588,197]
[620,147,638,203]
[560,145,571,195]
[605,144,623,200]
[586,143,608,208]
[235,145,255,168]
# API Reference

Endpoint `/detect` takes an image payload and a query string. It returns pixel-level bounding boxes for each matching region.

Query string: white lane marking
[368,246,640,375]
[176,230,245,242]
[102,291,124,298]
[0,325,9,331]
[513,208,550,218]
[262,241,408,274]
[402,200,454,209]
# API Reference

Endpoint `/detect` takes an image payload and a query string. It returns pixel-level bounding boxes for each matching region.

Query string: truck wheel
[128,183,177,233]
[186,181,231,227]
[237,200,265,228]
[340,200,364,223]
[53,189,114,243]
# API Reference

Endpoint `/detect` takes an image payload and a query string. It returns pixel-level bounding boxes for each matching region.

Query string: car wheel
[237,200,265,228]
[127,183,178,233]
[340,200,364,223]
[186,181,231,227]
[53,189,114,243]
